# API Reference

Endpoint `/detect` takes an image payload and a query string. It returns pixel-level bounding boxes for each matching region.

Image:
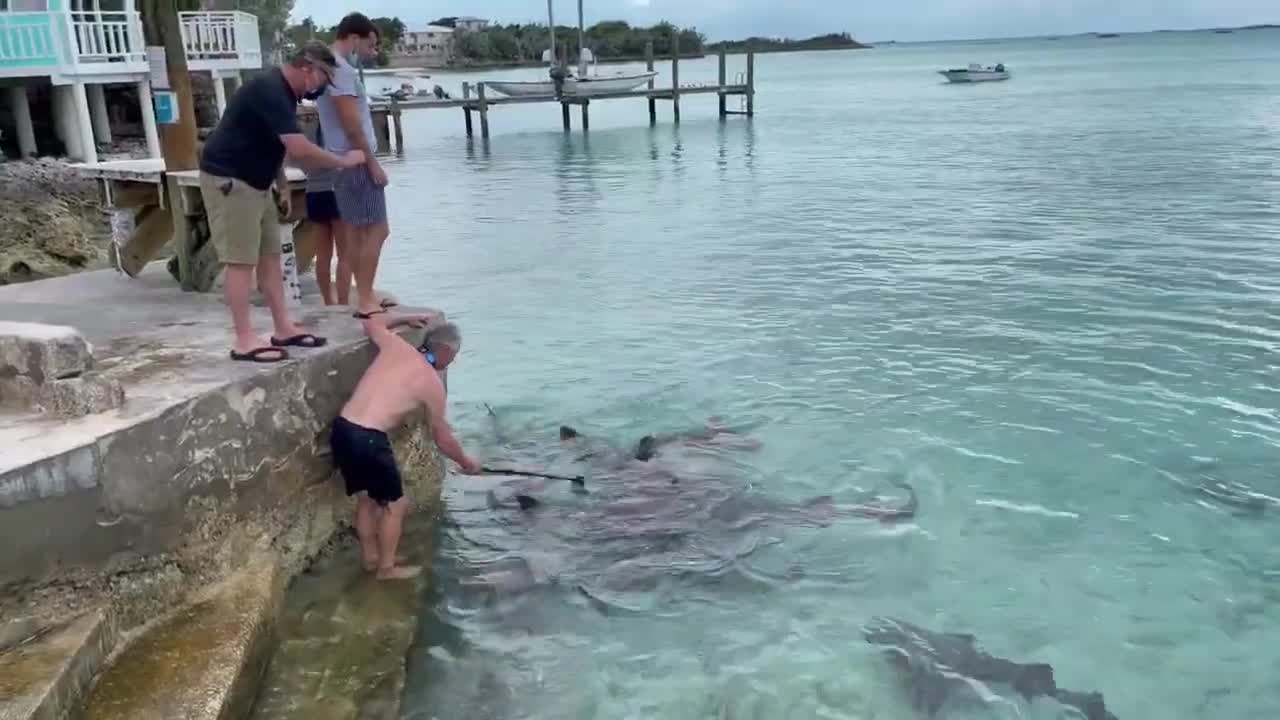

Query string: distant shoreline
[867,23,1279,46]
[391,44,873,75]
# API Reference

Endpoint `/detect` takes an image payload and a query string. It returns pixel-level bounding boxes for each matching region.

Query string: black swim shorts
[330,416,403,505]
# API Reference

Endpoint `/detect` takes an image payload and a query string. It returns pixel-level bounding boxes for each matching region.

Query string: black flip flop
[379,298,399,309]
[271,333,328,348]
[353,309,388,319]
[230,346,289,363]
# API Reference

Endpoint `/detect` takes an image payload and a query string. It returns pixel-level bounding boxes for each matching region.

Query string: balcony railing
[0,12,59,68]
[67,11,145,65]
[179,10,261,69]
[1,10,261,78]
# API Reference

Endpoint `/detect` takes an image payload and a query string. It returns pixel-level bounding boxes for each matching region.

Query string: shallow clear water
[369,31,1278,719]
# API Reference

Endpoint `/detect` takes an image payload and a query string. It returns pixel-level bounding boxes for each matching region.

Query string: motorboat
[938,63,1010,83]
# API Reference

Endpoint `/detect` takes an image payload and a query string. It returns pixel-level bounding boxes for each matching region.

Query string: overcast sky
[289,0,1277,43]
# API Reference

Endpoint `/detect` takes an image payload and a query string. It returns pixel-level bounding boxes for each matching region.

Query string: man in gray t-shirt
[315,12,393,319]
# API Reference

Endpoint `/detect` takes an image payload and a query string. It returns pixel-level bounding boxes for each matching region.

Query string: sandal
[271,333,328,348]
[379,298,399,309]
[353,309,387,319]
[230,346,289,363]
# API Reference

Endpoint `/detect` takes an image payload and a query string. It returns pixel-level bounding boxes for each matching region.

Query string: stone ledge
[80,556,284,720]
[0,610,117,720]
[0,264,443,590]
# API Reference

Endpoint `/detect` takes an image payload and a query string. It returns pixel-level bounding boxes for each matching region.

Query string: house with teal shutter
[0,0,261,162]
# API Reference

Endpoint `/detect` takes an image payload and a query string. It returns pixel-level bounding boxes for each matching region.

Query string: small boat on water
[938,63,1010,83]
[484,0,657,98]
[485,70,658,98]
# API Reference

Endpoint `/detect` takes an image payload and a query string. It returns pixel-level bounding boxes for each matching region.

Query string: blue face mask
[302,87,325,101]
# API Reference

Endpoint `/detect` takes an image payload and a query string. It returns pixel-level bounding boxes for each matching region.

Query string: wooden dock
[368,44,757,146]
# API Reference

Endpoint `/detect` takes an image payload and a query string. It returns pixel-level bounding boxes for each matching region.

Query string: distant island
[707,33,871,54]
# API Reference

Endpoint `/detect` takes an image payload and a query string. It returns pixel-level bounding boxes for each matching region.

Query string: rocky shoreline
[0,140,149,286]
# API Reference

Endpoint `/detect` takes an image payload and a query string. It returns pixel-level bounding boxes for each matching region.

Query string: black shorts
[305,190,340,224]
[330,416,403,505]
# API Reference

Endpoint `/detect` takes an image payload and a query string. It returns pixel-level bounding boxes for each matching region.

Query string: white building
[394,25,454,65]
[0,0,262,163]
[451,16,489,32]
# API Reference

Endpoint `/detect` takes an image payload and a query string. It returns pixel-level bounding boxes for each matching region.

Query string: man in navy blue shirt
[200,41,366,363]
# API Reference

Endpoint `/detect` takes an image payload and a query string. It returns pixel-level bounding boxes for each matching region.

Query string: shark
[863,617,1118,720]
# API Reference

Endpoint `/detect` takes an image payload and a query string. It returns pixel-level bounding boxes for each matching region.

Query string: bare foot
[362,554,408,572]
[376,565,422,581]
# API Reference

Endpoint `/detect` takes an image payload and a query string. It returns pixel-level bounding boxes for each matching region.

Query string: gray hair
[288,41,337,71]
[421,322,461,352]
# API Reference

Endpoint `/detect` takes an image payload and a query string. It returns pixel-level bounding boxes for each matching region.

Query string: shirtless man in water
[331,312,483,579]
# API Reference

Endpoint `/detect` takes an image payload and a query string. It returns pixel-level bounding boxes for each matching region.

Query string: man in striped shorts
[315,13,391,319]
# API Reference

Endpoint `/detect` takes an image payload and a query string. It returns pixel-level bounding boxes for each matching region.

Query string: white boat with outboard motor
[939,63,1010,83]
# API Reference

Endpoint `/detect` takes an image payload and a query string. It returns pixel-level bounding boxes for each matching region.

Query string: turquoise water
[373,30,1279,719]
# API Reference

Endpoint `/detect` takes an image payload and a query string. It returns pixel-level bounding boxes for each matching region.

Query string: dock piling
[462,82,473,137]
[390,97,403,153]
[646,41,656,125]
[477,83,490,139]
[747,52,755,117]
[671,34,681,124]
[718,49,727,118]
[581,99,590,131]
[562,101,571,131]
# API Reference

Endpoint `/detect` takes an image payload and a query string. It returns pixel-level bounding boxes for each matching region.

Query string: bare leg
[312,222,335,305]
[355,493,380,571]
[334,222,354,306]
[376,496,419,580]
[353,222,389,316]
[224,263,281,356]
[256,253,303,339]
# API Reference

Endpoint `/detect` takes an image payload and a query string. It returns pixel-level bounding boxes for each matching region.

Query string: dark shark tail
[1054,689,1119,720]
[1012,662,1057,698]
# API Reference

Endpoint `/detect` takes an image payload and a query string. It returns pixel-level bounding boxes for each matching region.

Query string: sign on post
[153,91,178,124]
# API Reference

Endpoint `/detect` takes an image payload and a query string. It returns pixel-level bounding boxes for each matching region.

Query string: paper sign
[147,46,170,89]
[280,225,303,307]
[153,91,178,124]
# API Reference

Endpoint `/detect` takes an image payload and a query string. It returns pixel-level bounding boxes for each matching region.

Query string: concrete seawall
[0,264,446,719]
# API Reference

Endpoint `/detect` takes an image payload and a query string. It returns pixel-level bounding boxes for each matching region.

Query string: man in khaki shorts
[199,42,366,363]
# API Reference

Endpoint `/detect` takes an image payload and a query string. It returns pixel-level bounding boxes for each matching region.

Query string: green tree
[369,16,406,66]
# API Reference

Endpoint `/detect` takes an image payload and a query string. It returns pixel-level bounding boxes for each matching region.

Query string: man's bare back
[340,325,442,433]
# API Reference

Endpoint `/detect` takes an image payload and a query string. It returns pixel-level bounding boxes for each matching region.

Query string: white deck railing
[179,10,261,67]
[1,9,260,77]
[67,11,144,64]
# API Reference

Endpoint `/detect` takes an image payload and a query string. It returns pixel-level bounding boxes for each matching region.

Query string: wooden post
[477,82,490,139]
[391,105,404,154]
[141,0,199,290]
[718,49,727,118]
[671,33,680,125]
[371,110,390,154]
[645,41,656,125]
[746,51,755,117]
[462,82,473,137]
[562,102,571,131]
[580,99,589,131]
